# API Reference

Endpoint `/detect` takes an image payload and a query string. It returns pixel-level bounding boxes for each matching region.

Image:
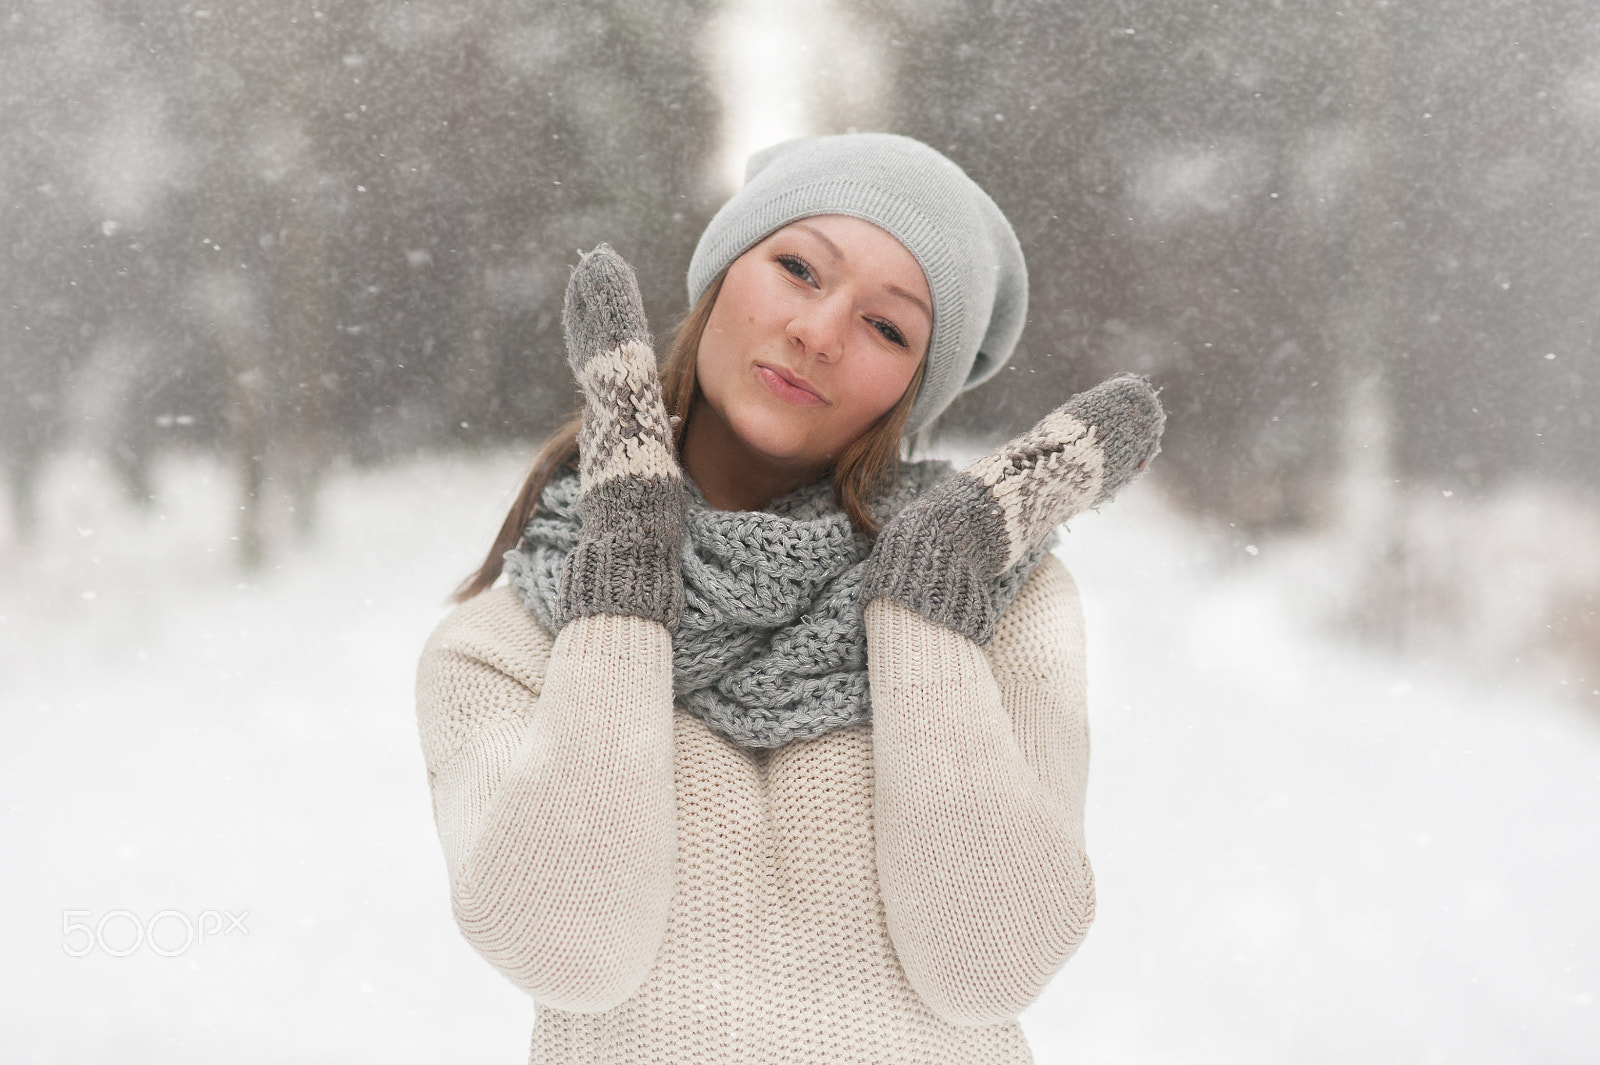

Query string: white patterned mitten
[859,373,1165,645]
[553,244,687,631]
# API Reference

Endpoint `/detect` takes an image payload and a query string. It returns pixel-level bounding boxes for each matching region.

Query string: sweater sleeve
[414,586,677,1013]
[865,552,1094,1026]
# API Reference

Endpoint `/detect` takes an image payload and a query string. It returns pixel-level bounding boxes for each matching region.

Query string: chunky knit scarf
[504,460,1053,749]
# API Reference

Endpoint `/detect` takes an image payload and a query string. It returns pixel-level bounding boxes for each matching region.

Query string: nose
[785,294,849,363]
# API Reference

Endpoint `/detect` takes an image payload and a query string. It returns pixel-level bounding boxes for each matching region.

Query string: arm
[415,245,685,1012]
[868,554,1092,1026]
[858,374,1162,1024]
[417,598,676,1013]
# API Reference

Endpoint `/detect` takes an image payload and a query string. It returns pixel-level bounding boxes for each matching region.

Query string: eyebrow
[885,282,933,325]
[791,222,934,325]
[792,222,843,261]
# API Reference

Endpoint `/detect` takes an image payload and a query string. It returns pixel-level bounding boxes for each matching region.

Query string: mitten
[553,244,687,631]
[859,372,1165,645]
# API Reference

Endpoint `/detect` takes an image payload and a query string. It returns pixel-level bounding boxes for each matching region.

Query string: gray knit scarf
[503,459,1053,749]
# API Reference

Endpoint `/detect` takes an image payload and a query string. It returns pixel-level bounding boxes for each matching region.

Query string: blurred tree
[8,0,1596,572]
[0,0,722,564]
[859,0,1600,534]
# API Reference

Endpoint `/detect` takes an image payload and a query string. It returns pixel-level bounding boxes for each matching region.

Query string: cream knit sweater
[415,553,1094,1064]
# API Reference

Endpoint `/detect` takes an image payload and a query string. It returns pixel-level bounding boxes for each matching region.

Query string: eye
[869,318,909,348]
[775,253,815,285]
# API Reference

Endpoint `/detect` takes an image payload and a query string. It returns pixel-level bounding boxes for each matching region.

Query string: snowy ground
[1,447,1596,1064]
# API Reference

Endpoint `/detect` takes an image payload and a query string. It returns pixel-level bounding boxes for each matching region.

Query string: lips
[754,362,825,406]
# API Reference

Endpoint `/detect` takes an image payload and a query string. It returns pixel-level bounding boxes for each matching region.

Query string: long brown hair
[451,270,928,603]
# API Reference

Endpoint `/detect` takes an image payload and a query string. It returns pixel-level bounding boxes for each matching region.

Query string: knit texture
[504,460,1054,748]
[861,373,1165,645]
[687,133,1028,434]
[415,553,1094,1064]
[557,244,686,630]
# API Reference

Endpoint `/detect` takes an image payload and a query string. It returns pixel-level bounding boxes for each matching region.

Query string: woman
[416,132,1164,1063]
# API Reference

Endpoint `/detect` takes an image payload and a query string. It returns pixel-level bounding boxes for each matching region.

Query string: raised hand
[859,373,1165,645]
[553,244,687,631]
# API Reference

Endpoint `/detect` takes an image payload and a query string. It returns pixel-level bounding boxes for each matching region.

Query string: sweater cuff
[858,518,996,646]
[554,532,684,632]
[554,475,685,631]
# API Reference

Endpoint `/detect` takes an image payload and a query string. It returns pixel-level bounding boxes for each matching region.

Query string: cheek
[695,309,749,392]
[845,357,920,427]
[697,277,771,375]
[709,262,781,336]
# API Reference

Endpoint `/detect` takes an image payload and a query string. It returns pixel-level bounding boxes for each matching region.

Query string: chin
[728,408,830,470]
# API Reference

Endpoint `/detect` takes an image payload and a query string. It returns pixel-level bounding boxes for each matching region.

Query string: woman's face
[693,214,932,477]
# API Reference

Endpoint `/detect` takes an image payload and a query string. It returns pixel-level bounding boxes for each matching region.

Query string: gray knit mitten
[553,244,687,631]
[860,373,1165,645]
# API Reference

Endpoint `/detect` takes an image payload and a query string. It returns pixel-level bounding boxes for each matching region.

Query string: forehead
[762,214,913,259]
[755,215,932,303]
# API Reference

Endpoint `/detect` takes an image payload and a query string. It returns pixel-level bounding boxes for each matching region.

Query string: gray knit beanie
[687,133,1028,435]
